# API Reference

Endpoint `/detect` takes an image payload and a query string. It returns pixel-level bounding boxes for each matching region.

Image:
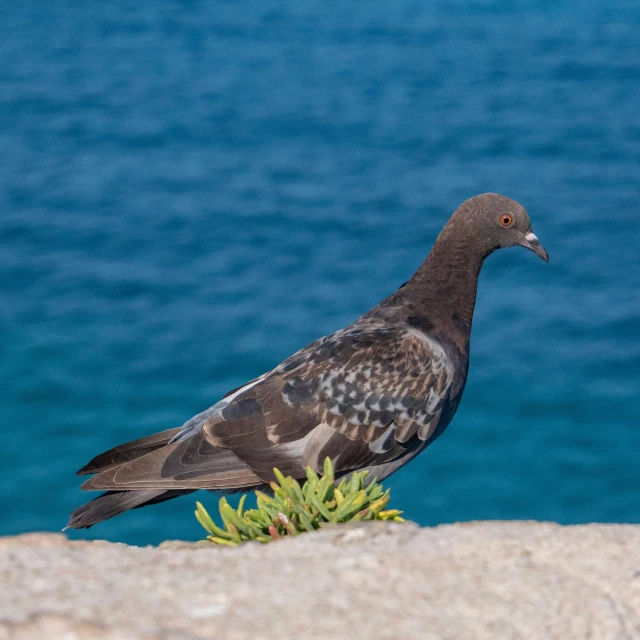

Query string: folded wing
[70,324,453,528]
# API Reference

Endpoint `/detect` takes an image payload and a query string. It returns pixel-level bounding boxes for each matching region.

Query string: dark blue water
[1,1,639,546]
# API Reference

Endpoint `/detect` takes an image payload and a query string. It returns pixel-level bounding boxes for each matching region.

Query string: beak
[520,231,549,262]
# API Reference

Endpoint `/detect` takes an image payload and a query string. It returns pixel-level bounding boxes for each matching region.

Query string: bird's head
[452,193,549,262]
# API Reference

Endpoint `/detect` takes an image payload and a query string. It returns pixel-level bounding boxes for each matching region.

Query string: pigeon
[67,193,548,529]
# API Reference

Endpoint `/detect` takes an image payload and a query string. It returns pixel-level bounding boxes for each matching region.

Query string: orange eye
[499,214,513,227]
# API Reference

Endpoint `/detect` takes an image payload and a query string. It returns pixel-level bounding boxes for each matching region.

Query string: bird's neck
[403,226,490,339]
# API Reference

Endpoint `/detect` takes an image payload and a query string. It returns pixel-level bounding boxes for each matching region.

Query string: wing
[201,325,454,482]
[81,325,454,492]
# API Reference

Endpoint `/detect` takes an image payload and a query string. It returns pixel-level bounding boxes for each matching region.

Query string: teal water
[1,1,639,546]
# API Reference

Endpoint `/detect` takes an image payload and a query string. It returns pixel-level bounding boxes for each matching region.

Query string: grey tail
[65,489,195,530]
[76,428,183,476]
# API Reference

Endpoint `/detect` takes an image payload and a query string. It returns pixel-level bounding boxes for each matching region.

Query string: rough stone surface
[2,522,640,639]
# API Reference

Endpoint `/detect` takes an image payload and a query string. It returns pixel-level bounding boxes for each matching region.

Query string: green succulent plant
[195,457,404,546]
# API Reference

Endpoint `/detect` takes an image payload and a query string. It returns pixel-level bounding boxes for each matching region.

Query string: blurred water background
[1,1,639,546]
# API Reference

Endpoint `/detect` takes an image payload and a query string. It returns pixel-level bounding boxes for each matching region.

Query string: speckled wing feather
[81,324,453,491]
[200,324,454,482]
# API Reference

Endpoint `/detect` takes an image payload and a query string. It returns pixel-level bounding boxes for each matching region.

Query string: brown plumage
[67,193,548,529]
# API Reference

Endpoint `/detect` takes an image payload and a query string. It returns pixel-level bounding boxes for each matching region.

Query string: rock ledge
[2,521,640,639]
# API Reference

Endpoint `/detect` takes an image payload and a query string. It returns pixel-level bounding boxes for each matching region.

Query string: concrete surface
[1,521,640,639]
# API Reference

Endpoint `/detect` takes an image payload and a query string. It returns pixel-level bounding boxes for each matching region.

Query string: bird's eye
[499,214,513,227]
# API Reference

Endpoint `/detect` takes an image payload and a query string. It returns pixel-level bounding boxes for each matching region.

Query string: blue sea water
[1,1,639,546]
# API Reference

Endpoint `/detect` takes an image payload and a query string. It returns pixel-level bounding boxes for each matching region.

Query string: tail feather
[65,489,195,529]
[79,430,261,491]
[77,428,183,476]
[69,427,262,529]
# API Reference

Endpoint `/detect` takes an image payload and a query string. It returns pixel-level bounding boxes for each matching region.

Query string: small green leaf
[334,490,366,522]
[195,502,232,539]
[288,476,305,503]
[378,509,403,519]
[322,457,335,483]
[310,494,332,520]
[369,494,390,514]
[348,472,362,493]
[236,494,247,518]
[316,472,334,503]
[305,466,319,485]
[270,481,286,498]
[208,536,238,547]
[220,499,252,535]
[367,483,384,501]
[226,523,242,545]
[293,505,316,532]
